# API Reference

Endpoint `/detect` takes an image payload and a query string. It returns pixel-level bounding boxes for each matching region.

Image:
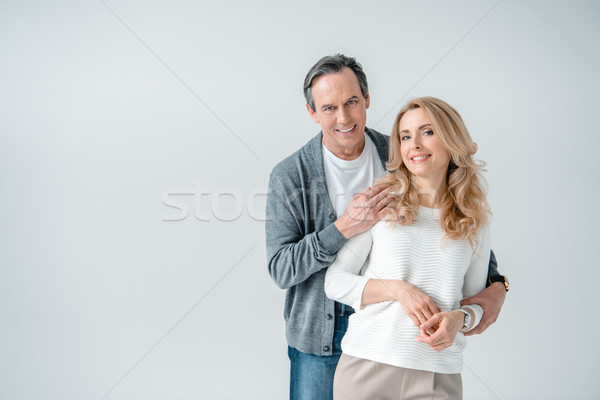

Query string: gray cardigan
[265,128,499,356]
[265,128,388,356]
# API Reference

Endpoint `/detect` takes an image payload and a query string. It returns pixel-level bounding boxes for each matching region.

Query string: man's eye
[348,100,357,105]
[324,106,334,112]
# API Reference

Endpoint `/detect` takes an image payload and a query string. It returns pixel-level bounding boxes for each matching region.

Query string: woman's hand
[415,310,464,351]
[394,281,440,328]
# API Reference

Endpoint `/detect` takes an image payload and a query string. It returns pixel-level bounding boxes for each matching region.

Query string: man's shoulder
[366,127,390,144]
[365,127,390,164]
[270,132,321,180]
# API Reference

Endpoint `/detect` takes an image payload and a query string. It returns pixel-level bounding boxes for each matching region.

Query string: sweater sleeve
[266,172,348,289]
[324,230,373,310]
[461,224,492,330]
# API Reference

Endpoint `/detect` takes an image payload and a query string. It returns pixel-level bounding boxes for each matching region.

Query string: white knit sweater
[325,206,491,374]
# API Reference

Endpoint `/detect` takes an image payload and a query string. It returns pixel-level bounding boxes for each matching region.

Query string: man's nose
[337,107,350,124]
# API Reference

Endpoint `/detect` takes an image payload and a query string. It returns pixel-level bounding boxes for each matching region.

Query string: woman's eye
[423,130,434,136]
[401,135,410,141]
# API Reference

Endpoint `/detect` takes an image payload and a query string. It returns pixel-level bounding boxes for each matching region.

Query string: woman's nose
[412,135,422,148]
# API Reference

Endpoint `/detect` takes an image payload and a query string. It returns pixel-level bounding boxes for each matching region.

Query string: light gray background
[1,1,599,399]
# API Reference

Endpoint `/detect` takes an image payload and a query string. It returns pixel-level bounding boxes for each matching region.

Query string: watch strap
[488,275,509,292]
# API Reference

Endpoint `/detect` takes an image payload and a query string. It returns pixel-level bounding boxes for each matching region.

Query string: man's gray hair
[303,54,369,112]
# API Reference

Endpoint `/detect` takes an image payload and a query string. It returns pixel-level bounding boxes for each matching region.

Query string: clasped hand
[415,310,464,352]
[394,281,464,352]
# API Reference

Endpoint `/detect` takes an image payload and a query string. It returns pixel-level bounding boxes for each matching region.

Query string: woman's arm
[461,247,506,336]
[417,225,492,350]
[362,279,440,327]
[325,228,439,327]
[460,223,492,331]
[324,230,373,311]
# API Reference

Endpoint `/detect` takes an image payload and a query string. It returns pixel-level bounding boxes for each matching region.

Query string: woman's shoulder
[345,228,374,250]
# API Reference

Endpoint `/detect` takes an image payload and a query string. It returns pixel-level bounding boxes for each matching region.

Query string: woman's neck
[415,175,447,208]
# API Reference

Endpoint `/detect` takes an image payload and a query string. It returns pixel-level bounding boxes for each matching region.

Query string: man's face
[307,68,370,159]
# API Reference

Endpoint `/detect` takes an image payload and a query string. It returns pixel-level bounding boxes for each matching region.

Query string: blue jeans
[288,308,351,400]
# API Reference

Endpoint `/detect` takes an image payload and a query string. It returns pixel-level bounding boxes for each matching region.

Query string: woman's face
[399,108,451,182]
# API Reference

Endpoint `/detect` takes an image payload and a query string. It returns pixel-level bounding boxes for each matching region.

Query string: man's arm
[266,172,389,290]
[487,250,500,278]
[266,172,346,289]
[461,250,507,336]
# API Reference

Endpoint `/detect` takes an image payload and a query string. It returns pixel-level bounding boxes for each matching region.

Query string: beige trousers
[333,353,463,400]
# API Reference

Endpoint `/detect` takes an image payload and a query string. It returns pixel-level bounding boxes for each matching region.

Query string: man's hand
[460,282,506,336]
[335,185,391,239]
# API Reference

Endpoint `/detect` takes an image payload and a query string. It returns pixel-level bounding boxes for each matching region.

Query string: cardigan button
[329,213,335,220]
[323,346,330,352]
[326,313,333,320]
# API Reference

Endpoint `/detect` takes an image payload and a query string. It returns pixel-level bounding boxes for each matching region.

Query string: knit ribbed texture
[340,207,490,374]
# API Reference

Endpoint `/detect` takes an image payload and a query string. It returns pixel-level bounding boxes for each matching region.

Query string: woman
[324,97,492,399]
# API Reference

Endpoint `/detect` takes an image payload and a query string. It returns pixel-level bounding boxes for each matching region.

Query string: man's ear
[365,93,370,109]
[306,103,319,124]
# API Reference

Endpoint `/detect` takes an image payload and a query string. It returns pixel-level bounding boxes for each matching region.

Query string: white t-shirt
[322,133,386,218]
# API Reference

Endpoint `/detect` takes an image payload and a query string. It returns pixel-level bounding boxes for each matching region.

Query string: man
[266,54,508,400]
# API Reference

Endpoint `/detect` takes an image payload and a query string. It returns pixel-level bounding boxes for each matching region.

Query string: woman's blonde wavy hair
[376,97,490,247]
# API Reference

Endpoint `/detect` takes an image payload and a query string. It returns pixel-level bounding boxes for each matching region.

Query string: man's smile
[336,124,357,134]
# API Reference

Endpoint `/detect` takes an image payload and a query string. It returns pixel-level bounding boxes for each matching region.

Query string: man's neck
[322,134,366,161]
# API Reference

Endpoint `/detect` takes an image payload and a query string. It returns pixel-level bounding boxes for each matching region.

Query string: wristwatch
[488,275,510,292]
[462,310,472,331]
[459,309,472,332]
